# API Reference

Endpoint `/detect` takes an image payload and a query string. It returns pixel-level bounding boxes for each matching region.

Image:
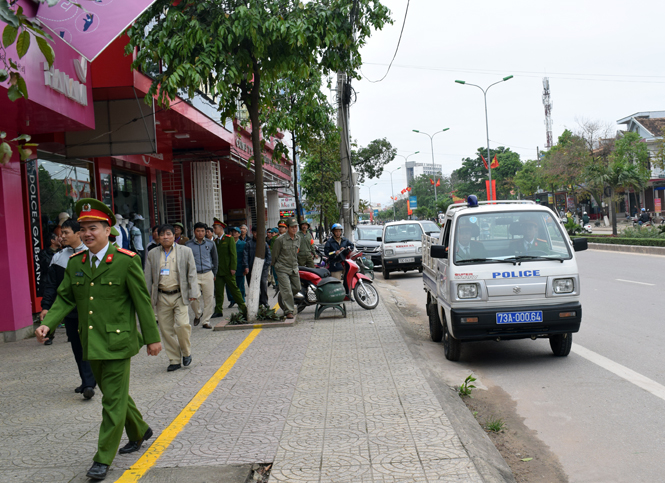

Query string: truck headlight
[384,249,394,257]
[457,283,478,299]
[553,278,574,293]
[417,246,422,253]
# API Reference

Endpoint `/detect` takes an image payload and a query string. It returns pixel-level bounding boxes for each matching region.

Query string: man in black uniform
[40,219,97,399]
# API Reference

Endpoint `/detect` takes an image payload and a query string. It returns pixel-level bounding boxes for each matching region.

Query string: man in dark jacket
[40,219,96,399]
[243,226,271,307]
[323,223,354,280]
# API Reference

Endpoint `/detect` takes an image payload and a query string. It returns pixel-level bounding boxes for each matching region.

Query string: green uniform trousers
[89,359,149,466]
[276,268,301,315]
[214,272,246,314]
[297,256,315,268]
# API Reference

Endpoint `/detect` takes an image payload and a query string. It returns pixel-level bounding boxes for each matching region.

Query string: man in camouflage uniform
[297,220,316,268]
[271,218,301,319]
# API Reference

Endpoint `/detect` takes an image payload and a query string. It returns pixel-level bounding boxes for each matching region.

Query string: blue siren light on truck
[467,195,478,207]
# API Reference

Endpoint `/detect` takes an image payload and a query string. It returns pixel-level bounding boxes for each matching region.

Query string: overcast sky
[351,0,665,208]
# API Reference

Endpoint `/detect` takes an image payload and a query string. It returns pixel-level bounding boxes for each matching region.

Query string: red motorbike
[278,247,380,313]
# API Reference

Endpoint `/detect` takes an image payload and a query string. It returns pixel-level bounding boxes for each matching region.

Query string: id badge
[160,268,170,276]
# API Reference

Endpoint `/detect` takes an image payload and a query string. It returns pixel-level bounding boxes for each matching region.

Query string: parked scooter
[349,249,375,280]
[278,247,380,313]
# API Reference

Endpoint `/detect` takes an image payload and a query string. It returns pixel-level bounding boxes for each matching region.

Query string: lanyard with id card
[161,249,173,276]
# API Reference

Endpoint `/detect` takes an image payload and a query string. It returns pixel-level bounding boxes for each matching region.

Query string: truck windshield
[452,210,572,264]
[420,221,439,235]
[384,223,423,243]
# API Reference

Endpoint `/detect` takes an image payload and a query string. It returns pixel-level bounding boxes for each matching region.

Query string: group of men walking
[34,197,319,480]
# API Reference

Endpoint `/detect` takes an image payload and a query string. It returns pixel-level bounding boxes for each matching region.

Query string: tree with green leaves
[513,159,543,197]
[351,138,396,184]
[130,0,391,319]
[585,132,649,235]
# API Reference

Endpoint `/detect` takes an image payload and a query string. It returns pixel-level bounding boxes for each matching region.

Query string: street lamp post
[367,182,378,212]
[386,167,402,220]
[394,151,420,185]
[455,75,513,201]
[412,129,450,202]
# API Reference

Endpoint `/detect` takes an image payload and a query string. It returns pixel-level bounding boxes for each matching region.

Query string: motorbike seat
[299,266,330,278]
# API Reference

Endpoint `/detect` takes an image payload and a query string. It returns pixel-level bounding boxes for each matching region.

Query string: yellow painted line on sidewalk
[116,328,262,482]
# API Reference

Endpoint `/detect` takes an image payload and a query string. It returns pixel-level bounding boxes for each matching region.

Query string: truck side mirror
[376,237,382,242]
[573,238,588,252]
[431,245,448,259]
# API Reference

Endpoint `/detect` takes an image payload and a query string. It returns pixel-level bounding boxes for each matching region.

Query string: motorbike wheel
[297,302,307,314]
[353,282,379,310]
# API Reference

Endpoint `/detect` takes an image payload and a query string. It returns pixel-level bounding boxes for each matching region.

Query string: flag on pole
[485,179,496,201]
[406,187,412,192]
[490,154,499,169]
[430,178,434,185]
[401,189,406,194]
[436,179,440,187]
[407,199,412,216]
[481,155,488,170]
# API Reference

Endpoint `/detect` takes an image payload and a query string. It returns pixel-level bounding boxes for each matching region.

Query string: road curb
[378,284,516,483]
[588,242,665,256]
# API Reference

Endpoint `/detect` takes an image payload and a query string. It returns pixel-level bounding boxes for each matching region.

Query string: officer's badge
[75,271,84,277]
[106,254,114,263]
[82,203,92,212]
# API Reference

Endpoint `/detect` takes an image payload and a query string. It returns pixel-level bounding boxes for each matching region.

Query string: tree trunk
[610,188,618,236]
[292,130,304,224]
[246,62,266,322]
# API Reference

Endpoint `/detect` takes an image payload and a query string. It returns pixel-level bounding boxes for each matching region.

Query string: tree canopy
[452,147,522,200]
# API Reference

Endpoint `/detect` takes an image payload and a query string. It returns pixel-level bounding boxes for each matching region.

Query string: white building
[405,161,443,185]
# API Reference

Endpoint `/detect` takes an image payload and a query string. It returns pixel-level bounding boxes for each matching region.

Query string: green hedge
[571,236,665,247]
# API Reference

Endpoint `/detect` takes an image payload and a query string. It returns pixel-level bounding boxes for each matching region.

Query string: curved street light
[455,75,513,200]
[385,166,402,219]
[412,129,450,201]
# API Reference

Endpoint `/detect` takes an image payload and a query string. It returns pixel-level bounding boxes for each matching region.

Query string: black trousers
[64,317,96,389]
[247,267,270,307]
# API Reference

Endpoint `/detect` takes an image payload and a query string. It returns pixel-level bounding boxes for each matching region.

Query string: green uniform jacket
[42,244,161,361]
[271,233,301,274]
[297,231,316,260]
[215,234,237,275]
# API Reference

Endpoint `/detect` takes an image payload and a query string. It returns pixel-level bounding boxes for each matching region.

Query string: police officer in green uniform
[211,217,247,318]
[35,199,162,481]
[297,220,316,268]
[271,218,301,319]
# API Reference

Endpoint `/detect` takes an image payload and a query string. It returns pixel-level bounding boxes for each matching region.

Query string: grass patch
[484,416,505,433]
[458,374,476,397]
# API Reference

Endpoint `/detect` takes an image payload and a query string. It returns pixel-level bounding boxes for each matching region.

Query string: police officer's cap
[213,217,227,228]
[287,218,298,227]
[75,198,116,226]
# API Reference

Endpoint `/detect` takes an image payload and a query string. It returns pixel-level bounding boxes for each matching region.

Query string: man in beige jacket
[145,224,200,372]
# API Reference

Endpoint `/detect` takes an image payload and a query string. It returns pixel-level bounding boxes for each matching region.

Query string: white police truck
[422,196,587,361]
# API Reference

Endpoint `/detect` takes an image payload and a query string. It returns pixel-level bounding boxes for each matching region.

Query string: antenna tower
[542,77,553,149]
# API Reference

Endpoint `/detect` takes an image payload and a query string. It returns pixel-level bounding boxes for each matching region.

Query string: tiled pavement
[0,288,490,482]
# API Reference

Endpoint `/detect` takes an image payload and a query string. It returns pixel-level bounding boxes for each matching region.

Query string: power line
[360,0,410,83]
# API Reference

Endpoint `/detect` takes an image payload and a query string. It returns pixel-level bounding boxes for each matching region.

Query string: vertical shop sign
[26,160,44,296]
[152,182,159,225]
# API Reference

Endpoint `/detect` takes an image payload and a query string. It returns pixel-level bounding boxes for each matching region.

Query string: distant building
[406,161,443,185]
[617,111,665,213]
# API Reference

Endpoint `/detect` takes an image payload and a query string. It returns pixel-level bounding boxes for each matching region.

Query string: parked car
[353,225,383,266]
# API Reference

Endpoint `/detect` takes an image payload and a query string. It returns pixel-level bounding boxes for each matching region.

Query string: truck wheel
[382,267,390,280]
[550,333,572,357]
[443,320,461,361]
[428,304,443,343]
[418,266,423,273]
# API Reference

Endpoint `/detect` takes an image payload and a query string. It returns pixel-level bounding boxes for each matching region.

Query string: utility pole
[337,71,354,238]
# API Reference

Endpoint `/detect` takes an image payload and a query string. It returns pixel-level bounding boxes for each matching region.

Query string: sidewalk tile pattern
[0,290,483,482]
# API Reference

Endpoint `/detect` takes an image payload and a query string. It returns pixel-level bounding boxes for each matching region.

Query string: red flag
[406,187,412,192]
[481,155,488,170]
[490,154,499,169]
[430,178,434,185]
[436,179,440,187]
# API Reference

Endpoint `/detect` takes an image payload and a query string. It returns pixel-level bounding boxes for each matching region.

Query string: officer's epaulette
[69,250,87,259]
[117,248,137,257]
[225,234,233,238]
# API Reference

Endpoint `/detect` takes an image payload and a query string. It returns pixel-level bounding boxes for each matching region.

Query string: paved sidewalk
[0,285,509,482]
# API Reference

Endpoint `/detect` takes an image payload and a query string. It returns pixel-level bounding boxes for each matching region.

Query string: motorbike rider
[324,223,354,280]
[638,208,651,225]
[582,212,590,225]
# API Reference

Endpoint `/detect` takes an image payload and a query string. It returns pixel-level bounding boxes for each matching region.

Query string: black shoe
[75,385,84,394]
[202,323,212,329]
[118,427,153,455]
[83,387,95,400]
[183,355,192,366]
[86,462,109,480]
[211,312,223,318]
[228,302,236,308]
[193,316,201,326]
[167,364,181,372]
[44,338,53,346]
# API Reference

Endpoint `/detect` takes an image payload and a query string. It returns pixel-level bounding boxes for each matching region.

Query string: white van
[422,198,587,360]
[380,220,439,279]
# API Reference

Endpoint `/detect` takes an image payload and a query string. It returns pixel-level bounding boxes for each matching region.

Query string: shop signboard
[548,193,554,205]
[37,0,158,62]
[152,182,159,225]
[25,159,44,297]
[279,197,297,210]
[656,198,662,213]
[373,209,379,217]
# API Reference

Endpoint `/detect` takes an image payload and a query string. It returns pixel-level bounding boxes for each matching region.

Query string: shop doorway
[112,168,150,258]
